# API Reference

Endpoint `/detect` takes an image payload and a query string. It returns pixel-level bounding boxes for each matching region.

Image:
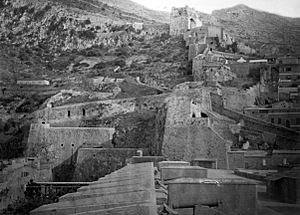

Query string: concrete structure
[168,178,257,215]
[161,166,207,182]
[30,162,158,215]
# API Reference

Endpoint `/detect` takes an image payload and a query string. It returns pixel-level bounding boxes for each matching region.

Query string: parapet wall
[27,124,115,167]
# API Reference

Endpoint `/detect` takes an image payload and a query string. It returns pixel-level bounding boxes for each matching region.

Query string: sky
[132,0,300,18]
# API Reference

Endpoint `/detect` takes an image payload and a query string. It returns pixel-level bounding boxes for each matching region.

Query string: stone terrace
[30,162,157,215]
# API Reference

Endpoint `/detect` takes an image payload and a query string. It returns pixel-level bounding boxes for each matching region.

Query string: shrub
[78,30,96,40]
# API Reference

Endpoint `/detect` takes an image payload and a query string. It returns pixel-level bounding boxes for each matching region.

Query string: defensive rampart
[27,123,115,167]
[35,94,169,124]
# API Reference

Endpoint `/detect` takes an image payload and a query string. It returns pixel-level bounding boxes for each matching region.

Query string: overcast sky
[132,0,300,18]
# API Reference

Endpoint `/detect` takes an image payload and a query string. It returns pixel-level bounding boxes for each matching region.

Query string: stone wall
[27,123,115,167]
[221,86,260,111]
[73,148,139,181]
[162,89,231,169]
[228,150,300,169]
[142,24,169,36]
[170,6,202,36]
[35,94,168,124]
[211,93,300,148]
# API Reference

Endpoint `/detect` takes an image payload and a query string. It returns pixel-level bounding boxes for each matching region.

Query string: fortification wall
[162,125,230,169]
[27,124,115,167]
[73,148,140,181]
[228,150,300,169]
[221,86,260,111]
[170,6,202,36]
[35,94,168,124]
[142,24,169,36]
[162,89,231,169]
[211,93,300,148]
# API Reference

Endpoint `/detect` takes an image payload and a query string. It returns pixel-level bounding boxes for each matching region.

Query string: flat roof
[167,178,257,185]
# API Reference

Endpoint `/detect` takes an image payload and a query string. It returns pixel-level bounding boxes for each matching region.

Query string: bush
[78,30,96,40]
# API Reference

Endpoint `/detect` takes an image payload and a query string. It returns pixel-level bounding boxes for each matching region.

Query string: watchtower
[170,6,203,36]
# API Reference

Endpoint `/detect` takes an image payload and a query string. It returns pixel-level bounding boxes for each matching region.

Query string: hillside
[97,0,170,23]
[212,4,300,55]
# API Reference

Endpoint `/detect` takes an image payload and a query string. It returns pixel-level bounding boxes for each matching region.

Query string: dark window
[21,172,29,177]
[297,118,300,125]
[286,67,292,72]
[192,113,196,118]
[68,110,70,117]
[61,144,64,147]
[271,118,274,123]
[286,120,290,128]
[278,118,281,124]
[201,112,208,118]
[82,109,86,116]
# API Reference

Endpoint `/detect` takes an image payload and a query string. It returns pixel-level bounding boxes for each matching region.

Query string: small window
[71,143,74,147]
[278,118,281,124]
[68,110,70,117]
[82,109,86,116]
[286,120,290,128]
[286,67,292,72]
[297,118,300,125]
[61,144,64,147]
[271,118,274,123]
[21,172,29,177]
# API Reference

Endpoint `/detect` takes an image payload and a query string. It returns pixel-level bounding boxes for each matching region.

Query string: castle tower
[170,6,203,36]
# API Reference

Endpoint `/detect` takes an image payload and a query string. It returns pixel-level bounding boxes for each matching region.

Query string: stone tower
[170,6,203,36]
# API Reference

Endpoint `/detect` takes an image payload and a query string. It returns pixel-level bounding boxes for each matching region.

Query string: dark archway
[189,18,196,29]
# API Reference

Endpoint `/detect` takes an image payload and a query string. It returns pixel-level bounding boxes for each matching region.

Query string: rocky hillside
[212,4,300,55]
[97,0,169,23]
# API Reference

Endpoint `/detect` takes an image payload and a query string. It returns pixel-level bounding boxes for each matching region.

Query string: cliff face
[211,4,300,55]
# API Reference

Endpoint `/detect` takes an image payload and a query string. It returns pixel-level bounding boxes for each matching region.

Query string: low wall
[228,150,300,169]
[27,124,115,167]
